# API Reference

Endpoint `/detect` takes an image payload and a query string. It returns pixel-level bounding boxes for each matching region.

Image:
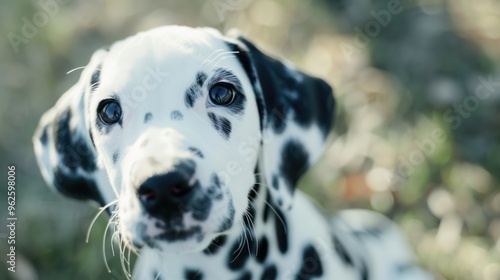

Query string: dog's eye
[209,84,235,106]
[98,100,122,124]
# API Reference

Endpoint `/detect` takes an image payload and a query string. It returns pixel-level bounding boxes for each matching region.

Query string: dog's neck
[201,174,290,265]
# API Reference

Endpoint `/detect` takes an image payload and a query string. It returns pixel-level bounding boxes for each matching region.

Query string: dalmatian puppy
[33,26,431,280]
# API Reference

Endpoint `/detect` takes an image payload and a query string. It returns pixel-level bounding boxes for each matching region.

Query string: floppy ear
[33,49,112,207]
[226,32,335,210]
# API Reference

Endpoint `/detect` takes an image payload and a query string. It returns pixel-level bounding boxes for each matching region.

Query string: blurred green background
[1,0,500,279]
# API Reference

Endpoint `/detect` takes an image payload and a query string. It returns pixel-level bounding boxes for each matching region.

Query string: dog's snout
[137,160,196,215]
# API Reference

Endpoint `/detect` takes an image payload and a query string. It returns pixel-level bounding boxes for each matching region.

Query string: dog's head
[33,26,335,253]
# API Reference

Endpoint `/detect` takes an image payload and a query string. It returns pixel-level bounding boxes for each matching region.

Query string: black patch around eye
[144,112,152,123]
[279,140,309,193]
[208,68,247,115]
[333,235,353,266]
[90,65,101,92]
[171,110,184,120]
[112,151,119,164]
[261,264,277,280]
[184,269,203,280]
[273,206,288,254]
[295,245,323,279]
[55,109,96,172]
[207,112,232,139]
[203,235,227,255]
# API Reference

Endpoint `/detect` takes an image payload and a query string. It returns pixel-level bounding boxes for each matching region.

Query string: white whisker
[86,199,118,243]
[66,66,86,74]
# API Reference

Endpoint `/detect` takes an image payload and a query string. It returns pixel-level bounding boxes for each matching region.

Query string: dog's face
[33,26,335,254]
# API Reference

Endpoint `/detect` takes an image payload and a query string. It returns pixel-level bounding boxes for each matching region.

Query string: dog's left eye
[209,83,235,106]
[98,100,122,124]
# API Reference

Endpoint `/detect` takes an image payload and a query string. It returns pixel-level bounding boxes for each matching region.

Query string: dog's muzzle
[124,128,204,221]
[137,159,196,219]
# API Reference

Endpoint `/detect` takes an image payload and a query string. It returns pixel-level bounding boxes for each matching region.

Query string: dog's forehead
[99,27,233,90]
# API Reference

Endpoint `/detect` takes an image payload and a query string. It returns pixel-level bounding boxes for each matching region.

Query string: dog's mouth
[118,182,236,253]
[132,225,205,251]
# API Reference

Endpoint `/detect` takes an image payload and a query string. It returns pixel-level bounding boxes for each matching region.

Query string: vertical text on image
[6,165,17,273]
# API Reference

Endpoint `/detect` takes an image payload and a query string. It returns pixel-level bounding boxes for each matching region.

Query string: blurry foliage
[0,0,499,279]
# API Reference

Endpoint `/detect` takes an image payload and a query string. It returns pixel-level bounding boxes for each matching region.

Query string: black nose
[137,160,196,215]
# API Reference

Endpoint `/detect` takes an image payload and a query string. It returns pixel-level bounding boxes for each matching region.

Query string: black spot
[190,186,213,221]
[332,235,353,266]
[219,200,235,232]
[207,112,232,139]
[39,125,48,145]
[203,235,227,255]
[273,207,288,254]
[171,110,184,120]
[361,261,369,280]
[184,269,203,280]
[248,183,260,202]
[185,87,197,107]
[206,174,223,200]
[53,168,104,206]
[272,174,279,190]
[144,112,152,123]
[196,72,208,86]
[295,245,323,280]
[237,271,252,280]
[188,147,204,158]
[255,236,269,263]
[244,204,256,230]
[279,140,309,194]
[262,191,271,223]
[90,66,101,91]
[54,109,96,172]
[228,236,250,270]
[112,151,119,164]
[261,264,277,280]
[185,72,207,108]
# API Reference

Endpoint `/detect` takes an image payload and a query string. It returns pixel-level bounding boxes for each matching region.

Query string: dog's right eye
[98,99,122,124]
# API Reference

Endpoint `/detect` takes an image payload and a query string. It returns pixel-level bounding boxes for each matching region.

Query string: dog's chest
[132,191,364,280]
